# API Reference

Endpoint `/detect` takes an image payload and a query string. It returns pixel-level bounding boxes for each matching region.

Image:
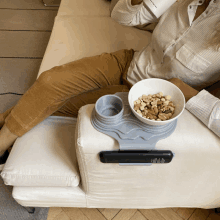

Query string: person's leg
[0,85,130,156]
[0,49,134,154]
[51,84,130,118]
[0,85,130,157]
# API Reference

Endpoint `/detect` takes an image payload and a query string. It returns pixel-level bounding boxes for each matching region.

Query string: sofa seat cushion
[12,183,86,207]
[37,16,152,78]
[1,116,80,187]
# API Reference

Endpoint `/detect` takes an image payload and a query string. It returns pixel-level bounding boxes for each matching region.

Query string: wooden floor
[1,1,220,220]
[0,0,59,113]
[47,207,220,220]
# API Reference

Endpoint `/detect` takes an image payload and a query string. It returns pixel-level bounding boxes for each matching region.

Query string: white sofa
[1,0,220,212]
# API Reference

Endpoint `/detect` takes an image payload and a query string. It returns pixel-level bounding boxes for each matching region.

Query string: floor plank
[98,208,106,213]
[99,208,121,220]
[0,0,58,9]
[47,207,63,220]
[130,211,147,220]
[54,211,71,220]
[207,213,220,220]
[0,9,57,31]
[112,209,137,220]
[176,208,196,220]
[0,58,42,113]
[139,209,166,220]
[0,31,51,57]
[156,208,184,220]
[172,208,179,213]
[0,94,21,115]
[188,209,211,220]
[0,58,41,91]
[79,208,106,220]
[62,207,89,220]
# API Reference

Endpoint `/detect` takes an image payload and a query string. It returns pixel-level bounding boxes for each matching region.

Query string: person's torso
[127,0,220,90]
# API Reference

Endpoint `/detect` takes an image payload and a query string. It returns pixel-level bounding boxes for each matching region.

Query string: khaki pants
[1,49,134,137]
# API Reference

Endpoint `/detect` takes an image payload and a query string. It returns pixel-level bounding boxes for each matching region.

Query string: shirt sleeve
[185,90,220,138]
[111,0,158,26]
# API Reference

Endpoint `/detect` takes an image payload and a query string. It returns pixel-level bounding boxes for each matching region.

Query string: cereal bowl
[128,78,185,126]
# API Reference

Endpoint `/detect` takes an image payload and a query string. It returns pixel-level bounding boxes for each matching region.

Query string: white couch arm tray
[75,104,220,209]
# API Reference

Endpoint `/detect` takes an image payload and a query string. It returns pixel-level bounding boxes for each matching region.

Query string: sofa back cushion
[37,16,152,78]
[58,0,111,16]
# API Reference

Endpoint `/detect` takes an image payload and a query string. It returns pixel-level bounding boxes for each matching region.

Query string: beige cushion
[37,16,152,78]
[1,116,80,187]
[12,183,86,207]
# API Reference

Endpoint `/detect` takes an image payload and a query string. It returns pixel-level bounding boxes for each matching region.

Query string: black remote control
[99,150,173,164]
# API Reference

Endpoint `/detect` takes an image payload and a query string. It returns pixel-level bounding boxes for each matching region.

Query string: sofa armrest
[75,104,220,208]
[1,116,81,187]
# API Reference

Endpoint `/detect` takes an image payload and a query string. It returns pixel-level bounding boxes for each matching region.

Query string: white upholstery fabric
[37,16,151,79]
[12,183,86,208]
[1,116,80,187]
[75,104,220,209]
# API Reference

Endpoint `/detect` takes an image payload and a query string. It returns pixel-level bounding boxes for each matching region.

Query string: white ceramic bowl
[128,78,185,126]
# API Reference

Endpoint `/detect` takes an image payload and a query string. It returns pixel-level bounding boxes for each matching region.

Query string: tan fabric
[51,85,130,118]
[3,49,134,137]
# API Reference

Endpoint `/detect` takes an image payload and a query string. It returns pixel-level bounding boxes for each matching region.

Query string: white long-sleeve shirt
[111,0,220,137]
